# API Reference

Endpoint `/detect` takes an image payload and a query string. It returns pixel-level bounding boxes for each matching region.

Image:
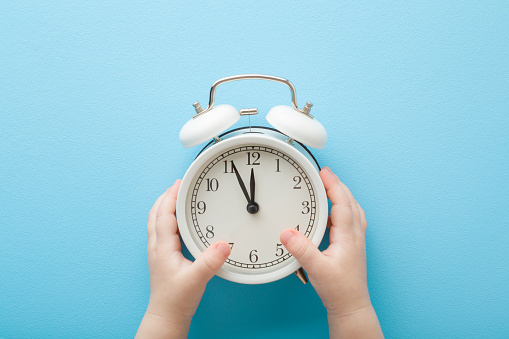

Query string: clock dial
[186,145,317,274]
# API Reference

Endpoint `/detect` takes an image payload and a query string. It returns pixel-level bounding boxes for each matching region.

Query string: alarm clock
[176,74,328,284]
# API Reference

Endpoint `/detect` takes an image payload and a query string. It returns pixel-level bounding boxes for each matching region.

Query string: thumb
[280,229,323,275]
[191,241,231,283]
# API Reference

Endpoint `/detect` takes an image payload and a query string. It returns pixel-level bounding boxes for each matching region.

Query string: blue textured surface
[1,1,508,338]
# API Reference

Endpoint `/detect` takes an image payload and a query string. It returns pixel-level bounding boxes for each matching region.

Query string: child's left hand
[136,180,231,338]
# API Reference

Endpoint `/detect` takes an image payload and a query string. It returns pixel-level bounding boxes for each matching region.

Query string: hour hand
[231,161,250,204]
[249,168,255,204]
[247,168,259,214]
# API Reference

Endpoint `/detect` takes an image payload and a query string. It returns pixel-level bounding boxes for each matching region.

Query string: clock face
[177,131,328,284]
[184,144,317,275]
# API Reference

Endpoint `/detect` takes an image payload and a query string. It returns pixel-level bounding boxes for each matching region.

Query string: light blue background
[1,1,508,338]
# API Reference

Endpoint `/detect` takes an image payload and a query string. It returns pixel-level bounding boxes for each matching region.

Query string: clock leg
[294,267,308,284]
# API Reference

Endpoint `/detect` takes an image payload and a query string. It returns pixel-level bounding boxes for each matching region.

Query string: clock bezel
[176,130,328,284]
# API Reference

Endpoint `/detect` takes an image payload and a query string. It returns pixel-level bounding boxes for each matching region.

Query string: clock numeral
[293,176,302,189]
[247,152,260,165]
[296,224,300,231]
[249,249,259,263]
[197,201,206,214]
[275,243,284,257]
[205,225,214,239]
[223,160,234,173]
[275,159,281,172]
[206,178,219,191]
[229,243,235,250]
[301,201,310,214]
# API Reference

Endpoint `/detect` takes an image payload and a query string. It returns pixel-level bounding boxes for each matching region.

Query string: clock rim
[195,126,321,171]
[176,132,328,284]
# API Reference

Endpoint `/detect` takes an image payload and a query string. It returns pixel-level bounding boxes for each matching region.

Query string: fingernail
[280,229,296,245]
[216,242,231,256]
[322,167,332,176]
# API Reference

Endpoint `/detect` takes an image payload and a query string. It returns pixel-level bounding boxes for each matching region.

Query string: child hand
[280,167,383,338]
[136,180,231,338]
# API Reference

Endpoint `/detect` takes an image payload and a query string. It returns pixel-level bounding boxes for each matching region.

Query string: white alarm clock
[176,74,328,284]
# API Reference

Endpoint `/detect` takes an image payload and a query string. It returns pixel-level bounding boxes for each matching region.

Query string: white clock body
[176,127,328,284]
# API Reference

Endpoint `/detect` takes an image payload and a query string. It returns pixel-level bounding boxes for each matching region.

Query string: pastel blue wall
[1,1,508,338]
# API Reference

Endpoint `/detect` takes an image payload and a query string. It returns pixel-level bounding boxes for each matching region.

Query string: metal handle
[193,74,311,118]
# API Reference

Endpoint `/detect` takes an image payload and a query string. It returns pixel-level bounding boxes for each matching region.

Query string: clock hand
[249,168,255,204]
[247,168,259,214]
[231,162,259,214]
[231,161,251,204]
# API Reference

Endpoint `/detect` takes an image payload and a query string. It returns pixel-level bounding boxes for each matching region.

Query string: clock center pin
[247,202,259,214]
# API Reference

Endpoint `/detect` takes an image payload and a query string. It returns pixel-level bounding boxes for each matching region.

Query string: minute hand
[231,162,250,203]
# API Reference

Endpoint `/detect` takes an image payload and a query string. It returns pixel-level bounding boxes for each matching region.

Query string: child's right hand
[280,167,383,338]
